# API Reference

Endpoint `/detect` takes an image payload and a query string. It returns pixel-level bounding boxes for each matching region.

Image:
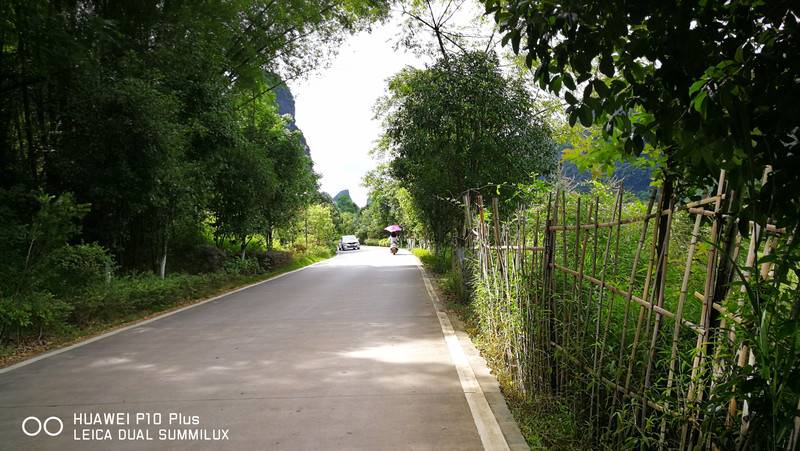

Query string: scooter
[390,244,398,255]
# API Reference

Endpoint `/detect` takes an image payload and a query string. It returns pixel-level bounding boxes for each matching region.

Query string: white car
[338,235,360,251]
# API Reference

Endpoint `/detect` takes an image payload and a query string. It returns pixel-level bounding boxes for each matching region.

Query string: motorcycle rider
[389,231,399,255]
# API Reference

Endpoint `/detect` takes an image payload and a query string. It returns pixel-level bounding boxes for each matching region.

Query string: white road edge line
[0,259,328,375]
[416,261,510,451]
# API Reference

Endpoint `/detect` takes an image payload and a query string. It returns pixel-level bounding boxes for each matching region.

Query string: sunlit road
[0,246,486,450]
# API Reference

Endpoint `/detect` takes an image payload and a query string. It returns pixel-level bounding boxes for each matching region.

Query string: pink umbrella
[384,224,402,232]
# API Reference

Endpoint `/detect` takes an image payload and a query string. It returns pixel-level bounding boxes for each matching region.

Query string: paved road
[0,247,489,450]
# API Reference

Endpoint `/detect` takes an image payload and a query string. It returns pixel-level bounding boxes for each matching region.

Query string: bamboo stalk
[551,191,561,393]
[624,187,664,398]
[551,264,702,333]
[682,171,727,447]
[658,211,704,447]
[576,200,595,354]
[594,188,625,424]
[613,185,624,276]
[581,196,602,385]
[590,190,621,434]
[542,193,555,393]
[531,210,543,394]
[560,190,569,390]
[609,189,658,420]
[692,291,739,322]
[641,195,675,425]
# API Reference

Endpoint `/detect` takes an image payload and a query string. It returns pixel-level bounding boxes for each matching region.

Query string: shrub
[0,292,72,341]
[170,244,227,274]
[305,245,334,259]
[250,250,292,271]
[365,238,390,247]
[41,244,114,297]
[264,250,292,268]
[412,248,450,274]
[223,257,261,275]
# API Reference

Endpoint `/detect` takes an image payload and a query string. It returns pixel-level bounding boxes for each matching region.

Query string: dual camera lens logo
[22,416,64,437]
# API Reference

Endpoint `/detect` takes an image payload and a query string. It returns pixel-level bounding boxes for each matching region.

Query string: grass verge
[413,247,585,450]
[0,251,331,369]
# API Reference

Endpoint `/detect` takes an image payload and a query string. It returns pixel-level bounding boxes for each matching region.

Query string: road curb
[415,260,526,451]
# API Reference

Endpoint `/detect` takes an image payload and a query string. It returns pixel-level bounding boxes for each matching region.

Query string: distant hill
[333,190,359,214]
[274,84,311,156]
[559,147,653,197]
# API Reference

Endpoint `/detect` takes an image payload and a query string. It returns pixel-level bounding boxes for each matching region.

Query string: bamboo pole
[597,187,625,368]
[624,187,664,398]
[681,171,727,448]
[658,211,704,447]
[641,195,674,425]
[576,200,595,355]
[533,211,543,396]
[550,191,561,393]
[609,189,658,420]
[613,184,624,276]
[590,190,622,433]
[560,190,569,390]
[552,264,702,333]
[542,193,555,392]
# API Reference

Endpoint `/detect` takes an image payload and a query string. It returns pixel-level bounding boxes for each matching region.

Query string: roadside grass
[0,250,331,368]
[413,247,586,450]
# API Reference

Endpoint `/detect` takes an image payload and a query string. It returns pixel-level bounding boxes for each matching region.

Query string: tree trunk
[159,236,168,279]
[240,237,249,260]
[651,175,674,302]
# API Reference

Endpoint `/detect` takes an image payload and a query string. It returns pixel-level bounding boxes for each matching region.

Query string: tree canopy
[1,0,389,270]
[483,0,799,227]
[377,51,557,247]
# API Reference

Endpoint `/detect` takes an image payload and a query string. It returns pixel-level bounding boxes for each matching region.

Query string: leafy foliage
[482,1,800,447]
[0,0,385,347]
[484,0,799,228]
[377,51,557,247]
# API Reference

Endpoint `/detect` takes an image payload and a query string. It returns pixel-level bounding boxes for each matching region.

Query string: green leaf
[578,106,593,127]
[600,53,615,77]
[689,79,706,96]
[511,30,522,54]
[565,91,577,105]
[551,75,562,94]
[692,91,708,119]
[593,79,609,97]
[563,74,576,91]
[583,83,593,102]
[525,51,535,68]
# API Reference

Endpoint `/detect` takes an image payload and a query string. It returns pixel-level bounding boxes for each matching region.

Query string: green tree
[1,0,388,272]
[377,51,557,248]
[303,204,336,247]
[484,1,800,446]
[483,0,799,227]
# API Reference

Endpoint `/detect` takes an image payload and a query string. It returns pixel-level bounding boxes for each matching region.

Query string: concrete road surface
[0,246,518,450]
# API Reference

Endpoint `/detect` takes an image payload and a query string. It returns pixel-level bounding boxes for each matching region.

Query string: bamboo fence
[463,171,795,448]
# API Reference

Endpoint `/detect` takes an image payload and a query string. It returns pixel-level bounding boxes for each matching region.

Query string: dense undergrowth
[0,246,331,367]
